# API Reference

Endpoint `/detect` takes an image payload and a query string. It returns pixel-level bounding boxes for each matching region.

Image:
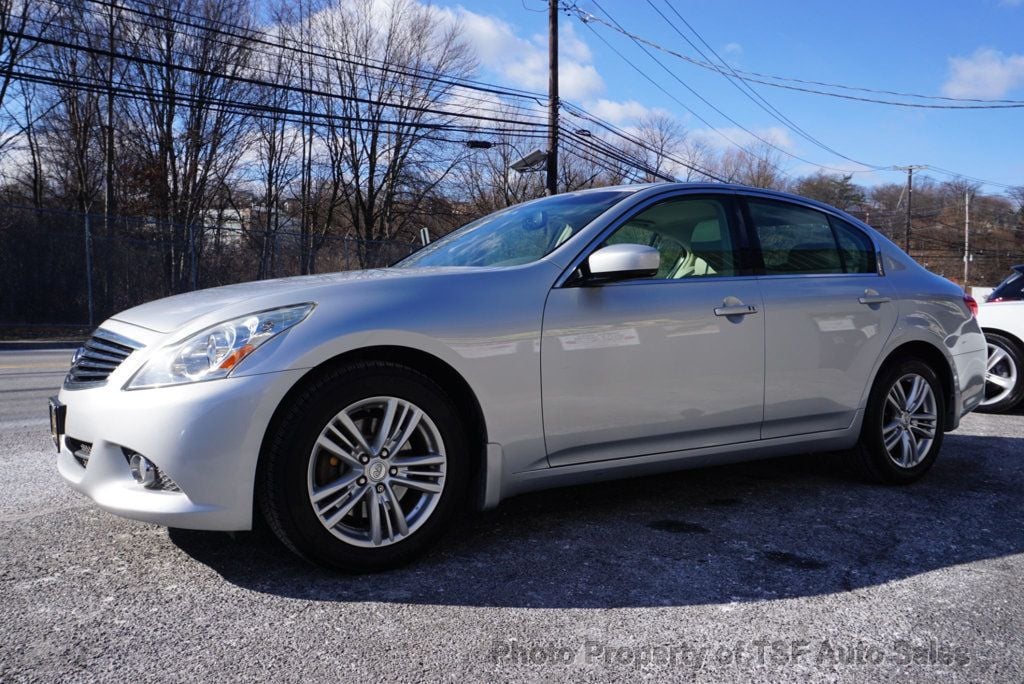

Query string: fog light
[128,453,159,488]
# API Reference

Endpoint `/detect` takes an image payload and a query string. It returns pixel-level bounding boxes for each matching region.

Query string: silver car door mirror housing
[586,243,661,282]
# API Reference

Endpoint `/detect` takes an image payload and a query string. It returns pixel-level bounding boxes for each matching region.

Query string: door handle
[714,304,759,317]
[858,289,891,305]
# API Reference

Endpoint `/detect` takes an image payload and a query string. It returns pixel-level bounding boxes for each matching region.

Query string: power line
[9,22,551,131]
[79,0,549,102]
[567,4,1024,109]
[561,102,729,182]
[10,65,551,141]
[585,0,816,176]
[652,0,882,171]
[52,0,551,123]
[570,11,793,181]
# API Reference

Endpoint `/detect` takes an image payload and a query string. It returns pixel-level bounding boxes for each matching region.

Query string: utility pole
[895,165,926,253]
[104,0,116,234]
[546,0,559,196]
[963,189,971,287]
[84,213,94,328]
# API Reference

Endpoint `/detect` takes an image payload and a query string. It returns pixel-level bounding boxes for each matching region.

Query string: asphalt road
[1,348,1022,682]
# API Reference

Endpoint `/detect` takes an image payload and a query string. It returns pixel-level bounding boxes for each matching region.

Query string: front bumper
[56,368,306,531]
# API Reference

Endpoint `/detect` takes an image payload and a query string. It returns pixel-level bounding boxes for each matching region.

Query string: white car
[978,265,1024,413]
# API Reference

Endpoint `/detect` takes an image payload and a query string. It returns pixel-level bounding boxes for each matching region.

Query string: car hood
[109,267,465,334]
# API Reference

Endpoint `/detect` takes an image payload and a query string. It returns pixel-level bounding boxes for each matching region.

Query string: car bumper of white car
[55,368,306,531]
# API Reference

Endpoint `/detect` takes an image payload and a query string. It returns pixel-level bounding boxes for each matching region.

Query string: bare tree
[121,0,256,292]
[0,0,57,157]
[625,112,687,182]
[714,141,788,189]
[249,20,302,279]
[316,0,476,267]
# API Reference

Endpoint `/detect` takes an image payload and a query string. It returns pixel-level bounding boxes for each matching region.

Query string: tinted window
[988,269,1024,301]
[830,217,877,274]
[602,197,738,279]
[748,200,842,275]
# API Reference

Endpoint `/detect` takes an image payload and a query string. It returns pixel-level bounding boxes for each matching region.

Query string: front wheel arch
[256,346,489,516]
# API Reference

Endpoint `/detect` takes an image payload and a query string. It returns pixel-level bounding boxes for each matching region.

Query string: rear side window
[747,200,843,275]
[830,217,877,274]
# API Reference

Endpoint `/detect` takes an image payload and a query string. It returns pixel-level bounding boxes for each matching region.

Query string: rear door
[744,196,898,439]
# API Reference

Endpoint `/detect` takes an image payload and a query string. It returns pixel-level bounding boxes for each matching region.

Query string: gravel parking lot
[2,348,1022,682]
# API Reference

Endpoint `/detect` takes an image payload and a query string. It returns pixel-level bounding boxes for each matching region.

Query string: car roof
[599,181,860,219]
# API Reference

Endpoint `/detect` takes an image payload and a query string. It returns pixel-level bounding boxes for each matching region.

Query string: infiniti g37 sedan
[51,183,987,571]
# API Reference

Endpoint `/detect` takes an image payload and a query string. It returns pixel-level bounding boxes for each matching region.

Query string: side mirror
[585,243,660,282]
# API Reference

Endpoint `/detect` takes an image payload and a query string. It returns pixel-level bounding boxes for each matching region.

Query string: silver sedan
[51,183,987,571]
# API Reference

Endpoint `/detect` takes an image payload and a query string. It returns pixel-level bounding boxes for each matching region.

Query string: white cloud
[691,126,795,151]
[942,47,1024,98]
[722,42,743,59]
[448,7,605,100]
[589,99,654,124]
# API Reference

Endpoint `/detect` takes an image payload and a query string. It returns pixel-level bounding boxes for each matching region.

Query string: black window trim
[737,194,884,278]
[556,189,756,288]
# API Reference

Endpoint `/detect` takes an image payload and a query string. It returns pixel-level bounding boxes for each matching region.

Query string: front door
[541,194,766,466]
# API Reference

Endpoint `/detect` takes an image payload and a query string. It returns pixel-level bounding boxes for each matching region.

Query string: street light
[509,149,548,172]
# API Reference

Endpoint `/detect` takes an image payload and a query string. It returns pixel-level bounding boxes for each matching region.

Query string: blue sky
[439,0,1024,193]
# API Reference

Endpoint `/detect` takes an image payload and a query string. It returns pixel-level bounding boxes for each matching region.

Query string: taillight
[963,293,978,318]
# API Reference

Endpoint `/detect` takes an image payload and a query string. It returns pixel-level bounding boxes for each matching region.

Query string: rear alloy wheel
[259,361,468,571]
[976,333,1024,414]
[852,358,945,484]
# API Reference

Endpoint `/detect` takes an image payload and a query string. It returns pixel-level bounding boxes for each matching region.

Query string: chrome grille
[65,329,142,387]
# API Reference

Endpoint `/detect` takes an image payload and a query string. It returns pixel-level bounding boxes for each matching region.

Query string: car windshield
[987,267,1024,301]
[395,189,633,268]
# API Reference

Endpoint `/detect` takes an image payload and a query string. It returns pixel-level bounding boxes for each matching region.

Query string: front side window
[600,197,739,279]
[396,190,633,269]
[748,199,843,275]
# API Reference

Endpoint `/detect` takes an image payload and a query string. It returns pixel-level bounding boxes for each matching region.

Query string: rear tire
[850,358,945,484]
[258,360,469,572]
[976,332,1024,414]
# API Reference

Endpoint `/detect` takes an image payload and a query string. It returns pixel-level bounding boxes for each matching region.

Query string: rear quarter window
[830,217,877,274]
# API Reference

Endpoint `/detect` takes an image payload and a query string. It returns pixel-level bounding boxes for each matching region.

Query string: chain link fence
[0,204,419,329]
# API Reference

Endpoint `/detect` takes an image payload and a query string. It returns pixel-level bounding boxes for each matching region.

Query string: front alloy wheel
[307,397,447,548]
[259,361,468,571]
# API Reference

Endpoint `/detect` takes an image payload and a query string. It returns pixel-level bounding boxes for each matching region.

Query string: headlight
[125,303,314,389]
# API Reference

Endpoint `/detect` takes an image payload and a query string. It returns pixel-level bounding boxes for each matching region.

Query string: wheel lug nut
[380,449,389,458]
[389,467,397,476]
[358,477,367,485]
[360,455,370,464]
[376,484,385,493]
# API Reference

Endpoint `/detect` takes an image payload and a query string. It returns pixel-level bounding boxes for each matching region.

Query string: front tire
[976,332,1024,414]
[851,358,945,484]
[258,361,469,572]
